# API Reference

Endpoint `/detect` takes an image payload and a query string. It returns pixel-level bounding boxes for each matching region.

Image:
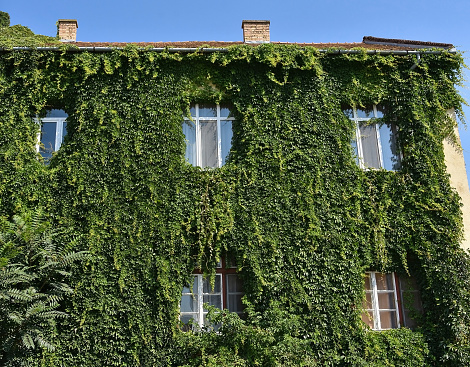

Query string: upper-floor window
[343,105,400,170]
[35,109,68,160]
[363,272,422,330]
[182,103,234,168]
[180,259,244,329]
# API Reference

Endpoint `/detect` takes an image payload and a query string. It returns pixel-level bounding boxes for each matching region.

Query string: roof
[3,36,454,54]
[60,37,454,52]
[362,36,453,49]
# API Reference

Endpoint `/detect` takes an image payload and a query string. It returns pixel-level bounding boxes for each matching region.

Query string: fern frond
[36,310,68,319]
[0,208,89,356]
[0,266,35,286]
[49,281,73,294]
[2,287,36,302]
[7,312,25,324]
[35,334,55,352]
[59,251,91,266]
[21,332,35,350]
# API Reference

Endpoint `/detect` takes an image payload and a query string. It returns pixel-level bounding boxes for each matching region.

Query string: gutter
[409,53,422,70]
[1,47,457,54]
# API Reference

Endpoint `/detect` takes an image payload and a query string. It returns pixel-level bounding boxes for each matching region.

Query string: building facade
[1,18,470,366]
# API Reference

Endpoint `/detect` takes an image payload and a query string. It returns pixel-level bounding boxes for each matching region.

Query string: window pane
[378,292,395,309]
[375,105,385,118]
[342,106,354,119]
[181,295,197,312]
[182,285,191,293]
[220,104,233,118]
[361,311,374,328]
[363,292,373,309]
[40,121,57,159]
[203,295,222,309]
[351,137,359,165]
[228,257,237,268]
[46,109,67,118]
[227,274,243,293]
[375,273,394,290]
[402,292,423,329]
[198,104,217,117]
[202,314,221,330]
[62,122,68,143]
[221,120,233,166]
[182,276,198,294]
[182,121,196,165]
[364,273,371,290]
[400,275,423,329]
[228,294,244,313]
[180,314,197,325]
[200,121,218,168]
[203,275,221,293]
[400,276,418,292]
[360,124,380,168]
[379,311,397,329]
[379,123,400,170]
[190,105,196,117]
[356,107,374,119]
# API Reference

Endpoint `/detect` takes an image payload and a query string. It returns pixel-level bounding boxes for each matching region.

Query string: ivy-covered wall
[0,44,469,366]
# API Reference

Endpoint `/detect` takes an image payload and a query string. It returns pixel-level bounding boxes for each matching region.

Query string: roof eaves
[363,36,454,50]
[1,46,456,55]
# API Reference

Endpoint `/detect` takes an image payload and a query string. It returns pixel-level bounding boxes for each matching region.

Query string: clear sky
[3,0,470,185]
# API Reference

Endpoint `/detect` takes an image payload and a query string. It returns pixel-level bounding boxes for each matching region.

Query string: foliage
[174,309,431,366]
[0,14,469,365]
[0,11,10,29]
[0,12,59,48]
[0,209,89,365]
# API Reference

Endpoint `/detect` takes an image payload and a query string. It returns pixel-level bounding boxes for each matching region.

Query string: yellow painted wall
[443,113,470,251]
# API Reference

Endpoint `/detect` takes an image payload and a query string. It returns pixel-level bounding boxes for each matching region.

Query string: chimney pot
[242,20,270,43]
[58,19,78,42]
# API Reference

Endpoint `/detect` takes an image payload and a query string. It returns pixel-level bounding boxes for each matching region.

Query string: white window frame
[346,105,399,170]
[364,271,401,330]
[180,274,223,328]
[34,115,67,155]
[180,259,244,329]
[183,103,235,168]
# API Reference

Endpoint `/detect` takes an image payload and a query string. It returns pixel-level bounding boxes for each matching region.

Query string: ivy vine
[0,30,469,366]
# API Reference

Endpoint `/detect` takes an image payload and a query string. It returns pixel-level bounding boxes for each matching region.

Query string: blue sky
[3,0,470,184]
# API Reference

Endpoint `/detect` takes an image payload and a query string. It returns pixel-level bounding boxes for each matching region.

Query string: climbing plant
[0,16,469,366]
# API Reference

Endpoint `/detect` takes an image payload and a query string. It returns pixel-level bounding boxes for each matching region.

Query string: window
[180,259,244,329]
[343,105,400,170]
[35,109,68,160]
[363,272,400,330]
[362,272,423,330]
[398,275,423,329]
[182,103,234,168]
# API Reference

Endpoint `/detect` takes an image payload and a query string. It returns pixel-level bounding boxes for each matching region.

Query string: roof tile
[43,38,453,51]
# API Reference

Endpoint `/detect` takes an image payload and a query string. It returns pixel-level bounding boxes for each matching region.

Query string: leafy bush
[0,209,89,365]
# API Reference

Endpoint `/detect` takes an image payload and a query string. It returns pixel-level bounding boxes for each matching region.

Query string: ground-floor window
[363,272,422,330]
[180,259,244,329]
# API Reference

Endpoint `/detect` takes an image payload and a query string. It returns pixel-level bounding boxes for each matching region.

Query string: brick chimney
[58,19,78,42]
[242,20,270,43]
